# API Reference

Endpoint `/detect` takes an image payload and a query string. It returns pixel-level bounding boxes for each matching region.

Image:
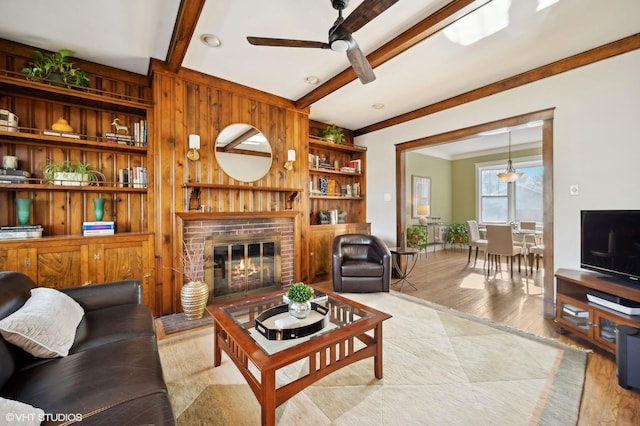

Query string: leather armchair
[332,234,391,293]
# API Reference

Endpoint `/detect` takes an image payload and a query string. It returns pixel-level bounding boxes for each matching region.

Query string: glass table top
[218,290,374,354]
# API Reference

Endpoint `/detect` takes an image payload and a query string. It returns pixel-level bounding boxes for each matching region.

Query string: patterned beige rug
[158,292,587,425]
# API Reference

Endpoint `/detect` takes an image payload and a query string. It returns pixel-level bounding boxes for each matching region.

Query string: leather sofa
[0,271,175,425]
[332,233,391,293]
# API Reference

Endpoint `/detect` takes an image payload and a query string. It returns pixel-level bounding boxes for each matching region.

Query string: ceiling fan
[247,0,398,85]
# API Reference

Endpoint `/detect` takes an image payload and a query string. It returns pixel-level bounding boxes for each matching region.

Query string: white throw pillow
[0,397,44,425]
[0,287,84,358]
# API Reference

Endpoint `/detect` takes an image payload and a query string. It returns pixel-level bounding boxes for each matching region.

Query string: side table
[389,247,420,291]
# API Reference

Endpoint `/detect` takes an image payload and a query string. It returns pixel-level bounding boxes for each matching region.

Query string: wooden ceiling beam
[165,0,206,74]
[355,33,640,136]
[294,0,490,110]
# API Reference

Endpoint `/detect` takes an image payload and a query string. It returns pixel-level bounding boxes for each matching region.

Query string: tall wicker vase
[181,280,209,320]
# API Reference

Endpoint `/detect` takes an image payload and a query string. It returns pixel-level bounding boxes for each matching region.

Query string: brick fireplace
[181,216,294,304]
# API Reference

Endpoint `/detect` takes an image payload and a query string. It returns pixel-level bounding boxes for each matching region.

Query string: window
[477,158,543,224]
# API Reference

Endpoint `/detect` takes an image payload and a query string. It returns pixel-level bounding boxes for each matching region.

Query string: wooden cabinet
[309,223,371,283]
[0,234,155,310]
[0,51,156,312]
[307,136,369,283]
[308,137,366,225]
[555,268,640,354]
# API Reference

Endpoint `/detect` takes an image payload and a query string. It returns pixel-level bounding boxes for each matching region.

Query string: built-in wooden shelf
[0,130,147,153]
[182,182,303,193]
[0,183,147,192]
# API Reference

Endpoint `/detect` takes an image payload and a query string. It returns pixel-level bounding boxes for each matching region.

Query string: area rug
[158,292,587,425]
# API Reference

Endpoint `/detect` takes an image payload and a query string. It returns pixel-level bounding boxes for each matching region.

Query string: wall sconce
[187,134,200,161]
[284,149,296,171]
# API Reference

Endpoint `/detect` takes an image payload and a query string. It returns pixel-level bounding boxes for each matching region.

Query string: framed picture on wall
[411,175,431,218]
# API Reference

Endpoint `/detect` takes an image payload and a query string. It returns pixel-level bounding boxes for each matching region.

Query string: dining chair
[465,220,487,265]
[519,221,537,230]
[528,239,545,273]
[485,224,523,277]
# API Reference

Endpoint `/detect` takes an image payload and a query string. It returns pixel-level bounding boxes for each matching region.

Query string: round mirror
[215,123,272,182]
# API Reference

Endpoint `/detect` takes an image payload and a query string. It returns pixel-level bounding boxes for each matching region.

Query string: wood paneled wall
[152,61,311,314]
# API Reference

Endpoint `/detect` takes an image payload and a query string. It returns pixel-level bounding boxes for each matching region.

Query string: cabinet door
[310,229,335,282]
[593,310,639,353]
[89,236,154,309]
[34,243,88,288]
[556,295,591,337]
[0,248,20,275]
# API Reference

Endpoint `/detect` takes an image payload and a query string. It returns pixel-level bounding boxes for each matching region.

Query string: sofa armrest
[60,280,142,312]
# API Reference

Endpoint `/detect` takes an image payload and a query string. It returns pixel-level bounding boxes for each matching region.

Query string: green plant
[407,226,428,252]
[21,48,90,87]
[320,124,344,144]
[446,223,469,244]
[287,282,313,303]
[42,159,105,184]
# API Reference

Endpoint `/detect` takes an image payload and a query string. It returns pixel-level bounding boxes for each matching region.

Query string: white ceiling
[0,0,638,155]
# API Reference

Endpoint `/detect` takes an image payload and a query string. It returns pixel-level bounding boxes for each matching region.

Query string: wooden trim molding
[356,33,640,136]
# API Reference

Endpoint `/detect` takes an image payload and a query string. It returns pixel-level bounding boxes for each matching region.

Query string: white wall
[358,49,640,271]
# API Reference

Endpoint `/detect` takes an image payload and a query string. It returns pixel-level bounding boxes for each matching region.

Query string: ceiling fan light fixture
[330,39,350,52]
[200,34,222,48]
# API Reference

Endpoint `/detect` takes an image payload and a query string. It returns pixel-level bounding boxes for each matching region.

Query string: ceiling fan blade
[346,40,376,84]
[247,37,329,49]
[341,0,399,34]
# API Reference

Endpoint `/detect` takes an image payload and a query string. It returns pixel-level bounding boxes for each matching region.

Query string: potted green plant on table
[446,223,469,246]
[407,225,428,252]
[287,282,313,319]
[21,48,90,88]
[42,159,105,186]
[320,124,344,144]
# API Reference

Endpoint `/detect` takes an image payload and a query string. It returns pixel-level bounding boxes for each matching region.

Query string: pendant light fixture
[497,131,523,182]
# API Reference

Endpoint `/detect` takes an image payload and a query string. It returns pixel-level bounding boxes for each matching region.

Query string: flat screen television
[581,210,640,284]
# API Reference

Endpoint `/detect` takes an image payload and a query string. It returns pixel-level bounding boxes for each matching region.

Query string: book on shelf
[83,229,115,236]
[0,169,30,177]
[82,221,114,229]
[1,225,42,231]
[562,304,589,317]
[43,130,80,139]
[118,167,147,188]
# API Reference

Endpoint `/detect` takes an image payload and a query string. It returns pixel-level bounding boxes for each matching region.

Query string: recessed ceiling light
[200,34,222,48]
[372,103,385,109]
[304,76,320,85]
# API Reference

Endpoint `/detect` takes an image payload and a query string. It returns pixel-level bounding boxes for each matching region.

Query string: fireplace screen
[205,233,281,301]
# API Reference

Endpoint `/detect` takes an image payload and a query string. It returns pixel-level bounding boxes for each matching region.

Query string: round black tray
[255,303,329,341]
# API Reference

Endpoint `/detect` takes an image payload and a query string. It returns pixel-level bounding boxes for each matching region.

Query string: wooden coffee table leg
[374,323,384,379]
[213,321,222,367]
[261,368,276,426]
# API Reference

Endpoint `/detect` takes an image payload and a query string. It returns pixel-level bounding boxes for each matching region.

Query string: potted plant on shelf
[287,282,313,319]
[21,48,90,88]
[446,223,469,246]
[320,124,344,144]
[42,159,105,186]
[178,241,209,320]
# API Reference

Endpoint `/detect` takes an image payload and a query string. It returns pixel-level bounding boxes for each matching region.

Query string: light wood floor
[318,247,640,425]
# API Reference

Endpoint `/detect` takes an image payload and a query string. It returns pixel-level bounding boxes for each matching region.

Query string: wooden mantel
[176,211,299,220]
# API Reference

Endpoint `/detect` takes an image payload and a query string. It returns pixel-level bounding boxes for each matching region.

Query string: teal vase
[15,198,32,225]
[93,197,106,221]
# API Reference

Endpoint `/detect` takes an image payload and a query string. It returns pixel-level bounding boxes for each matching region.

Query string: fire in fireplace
[204,233,281,303]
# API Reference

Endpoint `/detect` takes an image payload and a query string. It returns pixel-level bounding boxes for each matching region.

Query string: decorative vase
[181,280,209,320]
[92,197,106,221]
[15,198,32,225]
[289,300,312,319]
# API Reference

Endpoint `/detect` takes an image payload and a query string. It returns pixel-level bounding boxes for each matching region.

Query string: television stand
[555,268,640,354]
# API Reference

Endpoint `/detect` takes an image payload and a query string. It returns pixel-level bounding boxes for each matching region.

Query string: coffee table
[207,288,392,426]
